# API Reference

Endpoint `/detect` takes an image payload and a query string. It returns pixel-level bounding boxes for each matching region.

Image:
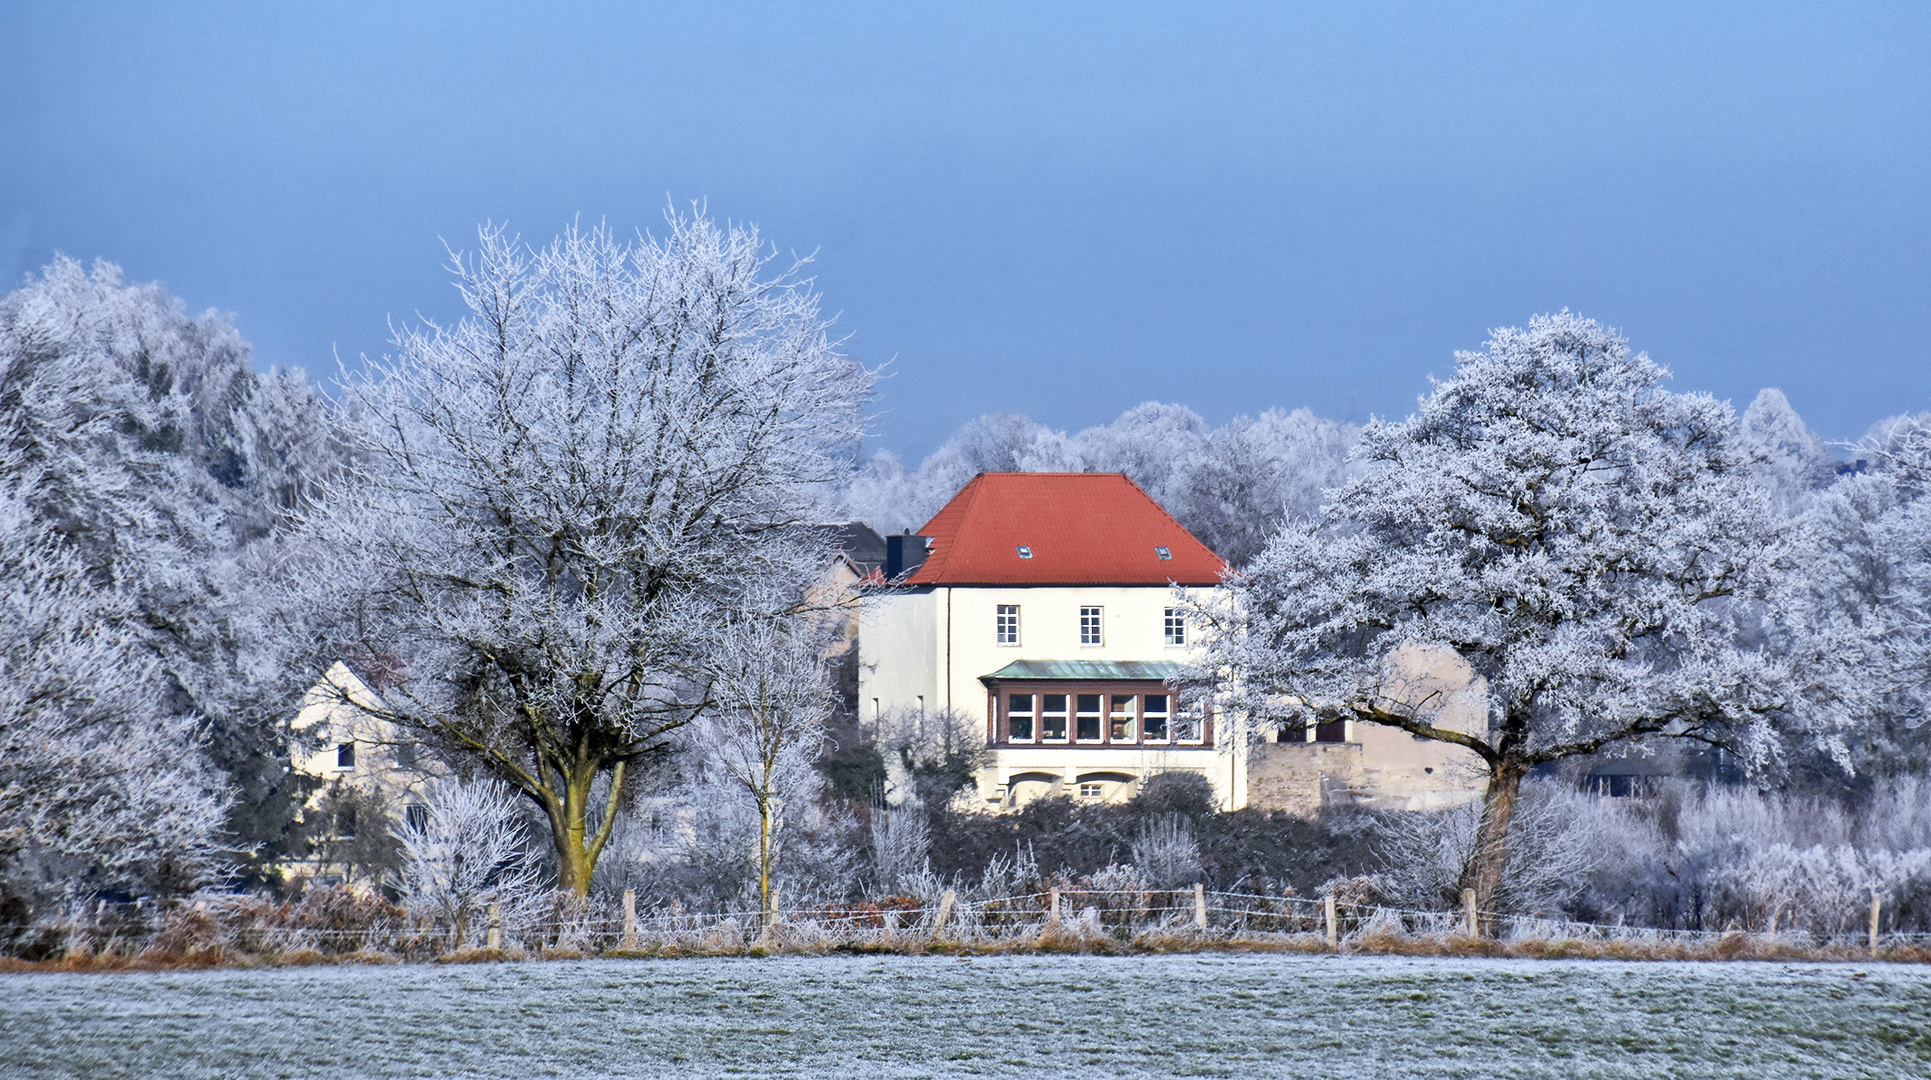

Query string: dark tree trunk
[1457,761,1526,935]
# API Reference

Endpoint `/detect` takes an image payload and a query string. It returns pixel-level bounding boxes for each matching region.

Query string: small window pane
[1109,694,1137,742]
[1079,782,1104,799]
[335,742,356,769]
[1143,694,1169,741]
[1042,694,1068,741]
[1075,694,1102,742]
[1164,607,1186,647]
[1008,693,1034,741]
[996,604,1020,645]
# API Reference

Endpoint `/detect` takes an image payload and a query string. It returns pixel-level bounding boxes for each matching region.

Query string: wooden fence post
[933,889,956,941]
[1462,888,1479,939]
[1049,887,1061,924]
[1193,883,1208,930]
[621,889,638,950]
[882,909,898,944]
[485,903,502,951]
[1324,894,1338,948]
[1870,894,1882,956]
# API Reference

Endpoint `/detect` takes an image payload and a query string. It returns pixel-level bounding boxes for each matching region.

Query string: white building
[857,472,1243,809]
[286,661,443,886]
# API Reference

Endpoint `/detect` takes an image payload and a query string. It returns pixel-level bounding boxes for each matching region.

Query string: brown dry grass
[4,927,1924,971]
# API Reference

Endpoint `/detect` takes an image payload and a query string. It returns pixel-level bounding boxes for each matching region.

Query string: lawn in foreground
[0,953,1925,1079]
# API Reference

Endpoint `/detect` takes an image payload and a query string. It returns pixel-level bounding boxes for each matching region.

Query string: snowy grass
[2,954,1928,1078]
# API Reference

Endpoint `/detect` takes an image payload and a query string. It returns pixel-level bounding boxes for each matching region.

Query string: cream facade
[287,662,444,886]
[1245,643,1490,814]
[858,583,1244,809]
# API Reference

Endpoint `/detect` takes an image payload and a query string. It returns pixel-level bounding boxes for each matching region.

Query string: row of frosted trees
[3,208,1928,948]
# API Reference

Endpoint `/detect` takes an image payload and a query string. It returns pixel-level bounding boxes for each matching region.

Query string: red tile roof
[902,473,1225,586]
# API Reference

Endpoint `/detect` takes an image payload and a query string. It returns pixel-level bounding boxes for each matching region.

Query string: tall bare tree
[308,210,870,895]
[698,616,835,920]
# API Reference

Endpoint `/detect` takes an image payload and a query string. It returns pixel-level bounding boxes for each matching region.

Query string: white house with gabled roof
[857,472,1244,809]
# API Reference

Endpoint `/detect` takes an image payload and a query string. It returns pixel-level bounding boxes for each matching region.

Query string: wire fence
[31,886,1927,963]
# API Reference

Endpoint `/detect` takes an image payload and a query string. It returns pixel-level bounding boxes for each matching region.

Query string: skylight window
[1154,546,1171,560]
[1015,545,1033,559]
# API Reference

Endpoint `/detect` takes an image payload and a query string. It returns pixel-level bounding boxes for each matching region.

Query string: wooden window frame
[1005,691,1036,744]
[986,681,1212,749]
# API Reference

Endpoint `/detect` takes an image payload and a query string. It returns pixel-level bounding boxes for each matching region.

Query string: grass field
[1,954,1926,1079]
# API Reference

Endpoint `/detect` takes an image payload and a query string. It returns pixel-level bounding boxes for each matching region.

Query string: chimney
[884,532,930,581]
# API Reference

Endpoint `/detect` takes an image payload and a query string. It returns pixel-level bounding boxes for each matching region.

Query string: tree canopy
[1190,312,1861,914]
[307,211,872,895]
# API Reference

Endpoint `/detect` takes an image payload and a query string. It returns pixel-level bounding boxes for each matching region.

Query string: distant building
[287,662,441,888]
[1244,641,1490,814]
[858,471,1491,814]
[859,472,1237,808]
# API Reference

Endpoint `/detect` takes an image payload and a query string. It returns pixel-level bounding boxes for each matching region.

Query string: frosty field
[1,954,1926,1079]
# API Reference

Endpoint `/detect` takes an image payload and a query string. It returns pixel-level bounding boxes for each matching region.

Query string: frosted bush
[870,807,931,895]
[1130,813,1201,888]
[392,776,544,949]
[1375,781,1619,915]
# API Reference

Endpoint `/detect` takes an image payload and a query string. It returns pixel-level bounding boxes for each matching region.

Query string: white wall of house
[858,583,1244,809]
[289,662,445,885]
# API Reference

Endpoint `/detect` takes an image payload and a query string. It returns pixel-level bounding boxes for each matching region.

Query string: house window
[1079,782,1104,799]
[991,686,1208,749]
[1314,719,1348,743]
[1174,701,1206,744]
[1041,694,1069,742]
[1007,693,1035,742]
[404,803,430,833]
[334,805,357,839]
[996,605,1020,645]
[1155,546,1171,560]
[1143,694,1170,742]
[1076,694,1104,742]
[335,742,356,770]
[1164,607,1186,647]
[1015,545,1033,559]
[1079,606,1103,645]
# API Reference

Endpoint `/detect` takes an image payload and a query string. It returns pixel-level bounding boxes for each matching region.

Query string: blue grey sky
[4,2,1927,457]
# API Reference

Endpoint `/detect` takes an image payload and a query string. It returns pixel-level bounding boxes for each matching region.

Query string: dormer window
[1015,545,1033,559]
[1154,546,1171,560]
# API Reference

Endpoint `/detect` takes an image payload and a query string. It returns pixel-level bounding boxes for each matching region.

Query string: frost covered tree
[393,776,543,949]
[0,256,342,879]
[1191,313,1855,917]
[1151,407,1359,567]
[697,616,835,919]
[307,211,871,897]
[0,462,229,919]
[842,403,1357,567]
[1790,412,1931,780]
[868,806,931,895]
[1737,388,1837,517]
